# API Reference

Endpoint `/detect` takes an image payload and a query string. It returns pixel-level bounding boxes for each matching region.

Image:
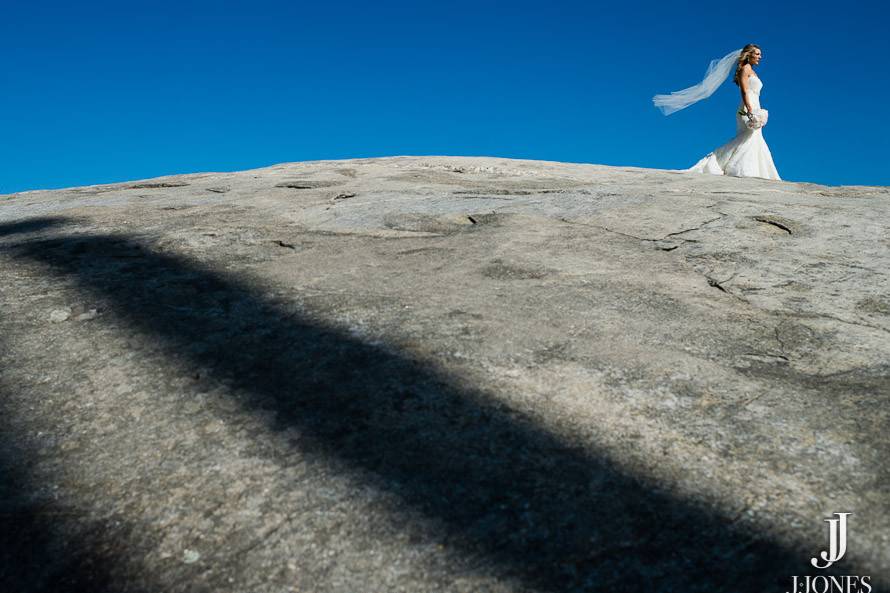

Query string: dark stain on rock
[382,213,480,234]
[531,341,574,364]
[856,297,890,316]
[482,258,551,280]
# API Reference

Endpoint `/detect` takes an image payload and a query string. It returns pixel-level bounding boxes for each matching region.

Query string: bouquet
[738,107,769,129]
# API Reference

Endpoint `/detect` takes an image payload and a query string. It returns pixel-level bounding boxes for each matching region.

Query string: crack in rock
[271,240,297,250]
[129,182,190,189]
[753,216,793,234]
[275,180,343,190]
[664,216,725,238]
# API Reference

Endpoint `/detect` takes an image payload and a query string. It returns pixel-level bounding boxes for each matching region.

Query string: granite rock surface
[1,156,888,592]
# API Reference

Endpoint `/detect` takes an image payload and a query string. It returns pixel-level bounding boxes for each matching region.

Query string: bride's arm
[739,65,755,115]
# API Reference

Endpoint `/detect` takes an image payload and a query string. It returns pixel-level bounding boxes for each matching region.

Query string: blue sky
[2,0,888,193]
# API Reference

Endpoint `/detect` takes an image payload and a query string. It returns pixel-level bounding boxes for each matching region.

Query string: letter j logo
[811,512,852,569]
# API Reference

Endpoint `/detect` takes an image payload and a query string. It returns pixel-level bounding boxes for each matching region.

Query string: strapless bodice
[739,75,763,111]
[746,75,762,96]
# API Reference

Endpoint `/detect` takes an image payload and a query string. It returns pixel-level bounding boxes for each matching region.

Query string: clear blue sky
[2,0,888,193]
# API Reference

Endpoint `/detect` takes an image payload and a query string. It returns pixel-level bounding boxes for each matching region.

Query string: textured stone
[0,156,887,592]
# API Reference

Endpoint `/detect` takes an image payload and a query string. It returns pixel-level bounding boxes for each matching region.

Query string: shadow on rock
[0,217,67,238]
[2,220,851,592]
[0,381,154,593]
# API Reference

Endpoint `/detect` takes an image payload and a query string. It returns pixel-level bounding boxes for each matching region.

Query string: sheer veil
[652,48,742,115]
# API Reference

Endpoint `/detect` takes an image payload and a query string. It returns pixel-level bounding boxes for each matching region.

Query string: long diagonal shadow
[3,219,850,592]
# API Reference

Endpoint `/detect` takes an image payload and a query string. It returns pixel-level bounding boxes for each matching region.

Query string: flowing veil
[653,48,742,115]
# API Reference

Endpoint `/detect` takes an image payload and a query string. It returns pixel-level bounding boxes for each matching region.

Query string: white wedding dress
[686,74,780,180]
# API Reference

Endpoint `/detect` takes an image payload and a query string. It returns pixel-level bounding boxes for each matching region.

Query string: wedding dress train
[686,75,780,180]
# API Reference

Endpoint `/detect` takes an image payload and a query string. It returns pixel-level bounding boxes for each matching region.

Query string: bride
[653,44,781,180]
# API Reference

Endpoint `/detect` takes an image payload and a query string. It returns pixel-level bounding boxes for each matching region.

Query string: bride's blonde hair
[733,44,761,86]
